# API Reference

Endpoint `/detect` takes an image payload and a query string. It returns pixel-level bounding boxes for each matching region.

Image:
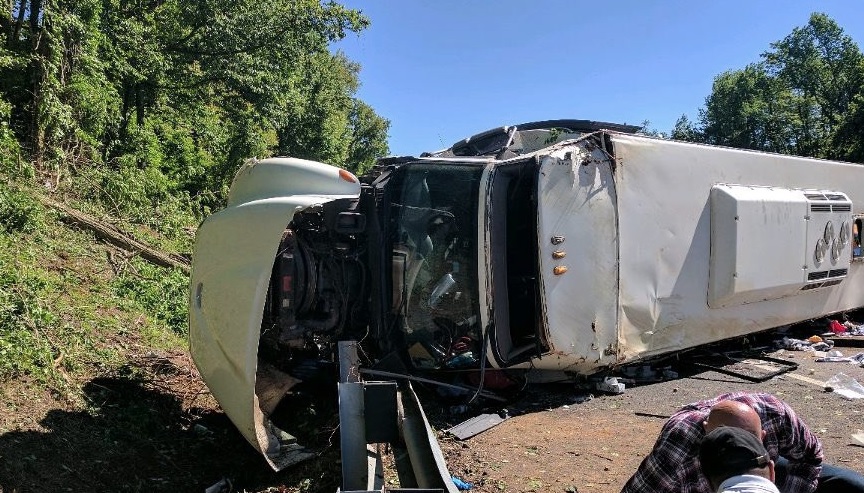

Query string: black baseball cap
[699,426,770,480]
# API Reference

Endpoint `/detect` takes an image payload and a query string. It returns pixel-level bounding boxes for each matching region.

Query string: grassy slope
[0,179,342,492]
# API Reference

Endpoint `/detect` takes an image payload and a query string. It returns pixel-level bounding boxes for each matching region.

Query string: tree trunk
[9,0,25,47]
[28,0,45,167]
[28,0,40,33]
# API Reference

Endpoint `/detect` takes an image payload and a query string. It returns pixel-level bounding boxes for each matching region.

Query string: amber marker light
[339,169,359,183]
[553,266,568,275]
[552,250,566,259]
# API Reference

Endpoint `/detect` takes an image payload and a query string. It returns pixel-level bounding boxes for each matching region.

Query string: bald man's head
[704,400,765,440]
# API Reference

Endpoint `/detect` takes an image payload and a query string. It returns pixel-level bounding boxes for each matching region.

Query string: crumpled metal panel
[189,157,359,470]
[533,143,620,372]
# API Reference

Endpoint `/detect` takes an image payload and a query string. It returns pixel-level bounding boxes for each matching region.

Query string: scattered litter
[595,376,625,394]
[830,319,848,334]
[623,365,658,381]
[841,323,864,336]
[447,413,507,440]
[451,476,473,490]
[825,322,864,348]
[691,353,798,382]
[779,336,834,351]
[825,373,864,399]
[852,432,864,448]
[815,352,864,365]
[619,364,678,383]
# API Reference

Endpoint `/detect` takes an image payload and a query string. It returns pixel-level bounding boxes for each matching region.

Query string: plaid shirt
[621,392,823,493]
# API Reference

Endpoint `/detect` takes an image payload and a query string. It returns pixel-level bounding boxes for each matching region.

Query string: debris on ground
[572,393,594,404]
[841,322,864,336]
[815,351,864,365]
[826,319,864,337]
[595,376,626,394]
[778,336,834,351]
[689,352,798,382]
[451,476,474,490]
[446,413,508,440]
[618,365,678,384]
[830,319,848,334]
[825,373,864,399]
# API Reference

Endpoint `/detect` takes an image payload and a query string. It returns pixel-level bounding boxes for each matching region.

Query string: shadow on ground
[6,311,857,492]
[0,371,341,493]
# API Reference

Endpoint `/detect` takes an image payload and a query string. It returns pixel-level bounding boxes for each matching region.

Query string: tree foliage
[0,0,390,222]
[679,13,864,163]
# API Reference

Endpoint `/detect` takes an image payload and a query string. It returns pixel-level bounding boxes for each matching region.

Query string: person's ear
[768,460,775,482]
[761,428,767,441]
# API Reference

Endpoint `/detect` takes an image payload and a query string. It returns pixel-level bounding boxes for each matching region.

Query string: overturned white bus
[188,119,864,469]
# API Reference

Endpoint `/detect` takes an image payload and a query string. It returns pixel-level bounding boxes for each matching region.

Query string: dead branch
[37,194,191,273]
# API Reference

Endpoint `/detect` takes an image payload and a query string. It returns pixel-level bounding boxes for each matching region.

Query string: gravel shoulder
[438,340,864,493]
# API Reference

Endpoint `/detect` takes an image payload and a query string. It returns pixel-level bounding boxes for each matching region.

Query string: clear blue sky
[331,1,864,156]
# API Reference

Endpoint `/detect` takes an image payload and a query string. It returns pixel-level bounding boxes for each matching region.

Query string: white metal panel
[189,157,360,470]
[531,144,620,372]
[708,185,808,308]
[802,192,853,278]
[611,134,864,362]
[227,156,358,207]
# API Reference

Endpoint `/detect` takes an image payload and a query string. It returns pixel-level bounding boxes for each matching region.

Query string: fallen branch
[37,194,191,273]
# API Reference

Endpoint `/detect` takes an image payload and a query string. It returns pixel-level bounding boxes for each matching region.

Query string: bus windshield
[389,163,485,369]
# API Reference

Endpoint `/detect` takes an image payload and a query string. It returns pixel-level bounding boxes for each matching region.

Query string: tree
[346,99,390,175]
[637,119,666,139]
[670,114,701,142]
[680,13,864,163]
[0,0,391,220]
[699,63,798,154]
[834,91,864,163]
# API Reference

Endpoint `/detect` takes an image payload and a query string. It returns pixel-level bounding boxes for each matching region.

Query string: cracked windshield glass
[390,164,485,370]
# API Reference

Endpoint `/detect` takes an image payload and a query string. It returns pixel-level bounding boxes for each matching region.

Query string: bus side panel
[612,134,864,361]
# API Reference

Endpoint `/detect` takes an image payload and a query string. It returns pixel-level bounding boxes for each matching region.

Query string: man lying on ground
[620,391,864,493]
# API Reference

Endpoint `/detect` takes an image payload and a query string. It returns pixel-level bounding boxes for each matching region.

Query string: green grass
[0,168,351,493]
[0,177,192,395]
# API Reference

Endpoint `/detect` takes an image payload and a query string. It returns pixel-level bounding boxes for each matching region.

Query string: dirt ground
[438,336,864,493]
[2,329,864,492]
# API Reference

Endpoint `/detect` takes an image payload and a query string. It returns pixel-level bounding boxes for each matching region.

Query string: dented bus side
[189,122,864,469]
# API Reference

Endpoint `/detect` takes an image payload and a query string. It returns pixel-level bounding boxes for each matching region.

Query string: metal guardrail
[338,342,457,493]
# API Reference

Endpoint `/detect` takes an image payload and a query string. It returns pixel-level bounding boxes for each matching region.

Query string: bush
[0,263,56,380]
[112,260,189,336]
[0,184,43,233]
